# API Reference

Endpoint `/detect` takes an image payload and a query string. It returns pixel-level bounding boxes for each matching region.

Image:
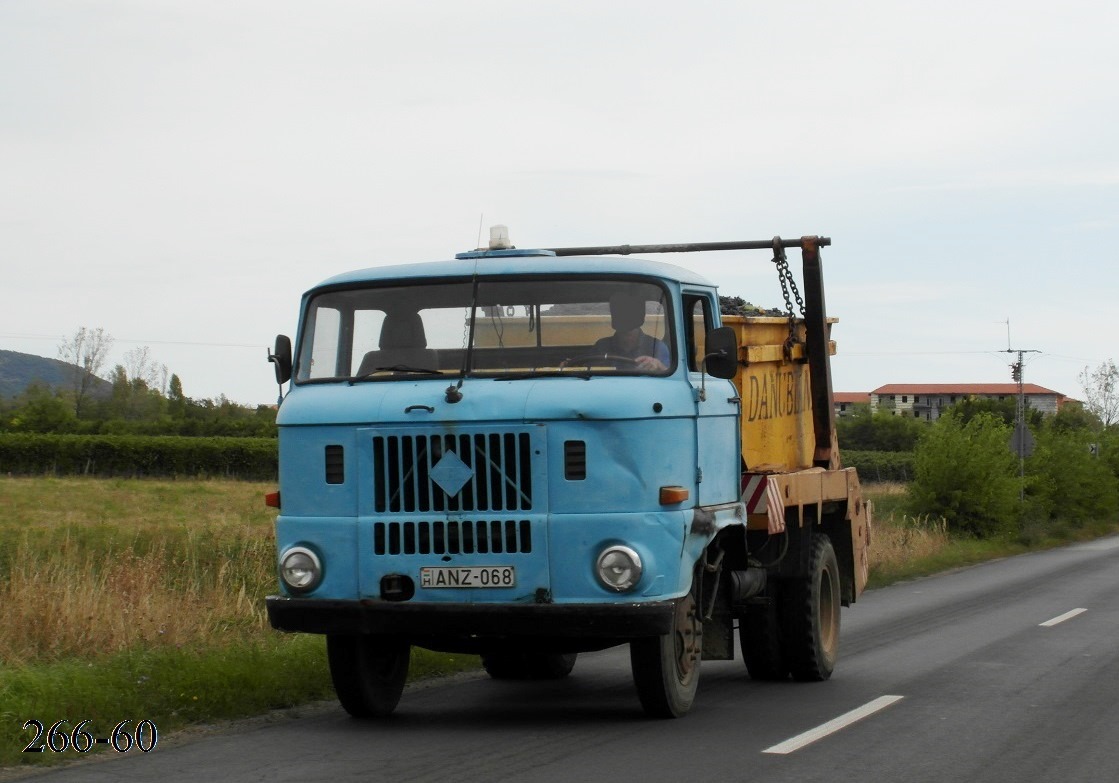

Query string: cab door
[684,291,741,506]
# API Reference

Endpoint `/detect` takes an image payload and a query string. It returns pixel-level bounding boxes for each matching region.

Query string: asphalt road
[16,535,1119,783]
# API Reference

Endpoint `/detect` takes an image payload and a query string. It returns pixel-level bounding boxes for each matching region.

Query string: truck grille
[373,520,532,555]
[372,431,534,513]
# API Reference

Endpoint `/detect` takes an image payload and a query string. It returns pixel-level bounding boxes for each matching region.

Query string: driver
[592,292,670,372]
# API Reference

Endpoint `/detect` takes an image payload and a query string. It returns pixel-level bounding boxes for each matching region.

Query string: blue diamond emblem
[430,451,473,496]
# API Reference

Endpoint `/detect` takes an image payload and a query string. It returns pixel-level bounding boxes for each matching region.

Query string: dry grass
[0,477,276,666]
[3,477,959,663]
[0,476,480,770]
[870,514,951,572]
[864,482,952,584]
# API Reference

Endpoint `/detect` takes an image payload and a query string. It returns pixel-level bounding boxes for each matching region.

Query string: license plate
[420,566,516,589]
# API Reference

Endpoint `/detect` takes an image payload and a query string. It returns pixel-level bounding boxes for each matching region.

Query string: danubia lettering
[747,369,812,422]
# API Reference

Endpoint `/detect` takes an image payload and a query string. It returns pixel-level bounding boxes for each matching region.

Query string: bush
[906,412,1019,538]
[843,450,915,482]
[0,434,277,480]
[1025,428,1119,527]
[837,408,925,452]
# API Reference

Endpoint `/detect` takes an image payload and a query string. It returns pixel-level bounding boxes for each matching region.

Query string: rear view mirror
[269,334,293,385]
[703,326,738,379]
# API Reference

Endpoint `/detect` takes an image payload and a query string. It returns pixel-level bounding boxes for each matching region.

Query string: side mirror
[268,334,293,385]
[703,326,738,380]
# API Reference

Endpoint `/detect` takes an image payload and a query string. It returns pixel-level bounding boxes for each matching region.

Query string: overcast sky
[3,0,1117,405]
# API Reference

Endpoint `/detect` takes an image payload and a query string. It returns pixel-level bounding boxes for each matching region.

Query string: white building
[869,383,1066,422]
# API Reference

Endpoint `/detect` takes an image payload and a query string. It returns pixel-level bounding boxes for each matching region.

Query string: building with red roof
[868,383,1066,421]
[833,392,871,418]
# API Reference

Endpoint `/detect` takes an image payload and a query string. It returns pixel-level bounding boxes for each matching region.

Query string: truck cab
[267,232,868,719]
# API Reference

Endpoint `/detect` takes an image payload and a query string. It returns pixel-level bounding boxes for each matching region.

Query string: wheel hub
[674,591,703,679]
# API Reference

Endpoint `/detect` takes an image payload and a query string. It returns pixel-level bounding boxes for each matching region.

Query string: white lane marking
[762,695,905,755]
[1039,608,1088,627]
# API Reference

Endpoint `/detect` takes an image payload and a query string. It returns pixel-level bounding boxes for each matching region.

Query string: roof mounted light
[489,224,512,250]
[455,224,556,260]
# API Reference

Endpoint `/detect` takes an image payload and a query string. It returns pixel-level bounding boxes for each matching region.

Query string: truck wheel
[482,652,578,680]
[740,592,789,681]
[629,577,702,718]
[780,534,840,681]
[326,634,411,718]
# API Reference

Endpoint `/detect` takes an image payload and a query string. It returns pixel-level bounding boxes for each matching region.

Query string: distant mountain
[0,349,110,399]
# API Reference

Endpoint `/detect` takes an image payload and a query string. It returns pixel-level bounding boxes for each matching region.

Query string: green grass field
[0,477,477,769]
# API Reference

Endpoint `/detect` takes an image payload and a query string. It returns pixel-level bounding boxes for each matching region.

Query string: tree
[1079,359,1119,428]
[1049,400,1101,434]
[101,347,170,424]
[123,346,168,395]
[107,364,132,419]
[1025,426,1119,527]
[1,383,77,433]
[951,396,1043,429]
[167,374,187,419]
[57,327,113,418]
[906,411,1019,538]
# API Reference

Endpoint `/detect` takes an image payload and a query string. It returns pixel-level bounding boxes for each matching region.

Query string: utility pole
[1006,348,1040,501]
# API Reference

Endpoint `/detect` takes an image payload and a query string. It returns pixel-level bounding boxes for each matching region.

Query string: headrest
[379,312,427,349]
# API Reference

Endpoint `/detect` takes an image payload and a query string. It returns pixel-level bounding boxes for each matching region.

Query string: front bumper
[266,595,675,639]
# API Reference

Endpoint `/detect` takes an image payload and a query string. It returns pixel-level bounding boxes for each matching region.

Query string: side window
[683,294,713,372]
[305,306,341,379]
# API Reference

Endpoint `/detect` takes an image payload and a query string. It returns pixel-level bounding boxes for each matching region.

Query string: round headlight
[596,545,643,592]
[280,547,322,593]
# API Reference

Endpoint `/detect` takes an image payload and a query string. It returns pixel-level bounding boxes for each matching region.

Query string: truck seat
[356,312,439,375]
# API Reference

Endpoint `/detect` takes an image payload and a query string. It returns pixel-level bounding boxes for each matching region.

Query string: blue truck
[265,230,871,718]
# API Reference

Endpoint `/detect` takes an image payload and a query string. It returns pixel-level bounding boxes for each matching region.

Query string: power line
[844,350,1005,357]
[0,333,262,350]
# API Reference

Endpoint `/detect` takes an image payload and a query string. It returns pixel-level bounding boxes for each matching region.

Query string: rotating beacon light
[489,225,512,250]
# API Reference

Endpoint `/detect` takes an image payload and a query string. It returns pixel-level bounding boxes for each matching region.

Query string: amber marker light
[659,486,689,505]
[265,491,281,509]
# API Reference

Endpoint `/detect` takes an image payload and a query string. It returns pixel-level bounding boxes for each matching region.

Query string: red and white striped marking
[741,474,786,535]
[741,474,767,512]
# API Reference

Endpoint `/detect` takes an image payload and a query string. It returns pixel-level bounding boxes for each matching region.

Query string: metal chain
[771,237,805,316]
[771,237,805,355]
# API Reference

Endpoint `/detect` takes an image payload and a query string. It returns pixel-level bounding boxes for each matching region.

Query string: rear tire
[327,634,411,717]
[482,652,578,680]
[630,576,702,718]
[740,591,789,681]
[780,534,840,681]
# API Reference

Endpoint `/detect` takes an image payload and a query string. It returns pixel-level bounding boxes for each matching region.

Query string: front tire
[780,534,840,681]
[327,634,411,718]
[630,576,702,718]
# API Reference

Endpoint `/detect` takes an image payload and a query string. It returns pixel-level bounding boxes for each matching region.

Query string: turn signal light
[264,491,281,509]
[659,486,689,505]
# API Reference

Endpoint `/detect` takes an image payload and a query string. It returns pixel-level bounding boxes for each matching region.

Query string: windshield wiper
[351,365,443,382]
[446,272,480,403]
[498,370,593,381]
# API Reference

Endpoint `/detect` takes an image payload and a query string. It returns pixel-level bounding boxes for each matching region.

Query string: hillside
[0,349,106,398]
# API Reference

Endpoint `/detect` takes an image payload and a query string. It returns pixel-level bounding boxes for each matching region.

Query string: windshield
[294,277,675,382]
